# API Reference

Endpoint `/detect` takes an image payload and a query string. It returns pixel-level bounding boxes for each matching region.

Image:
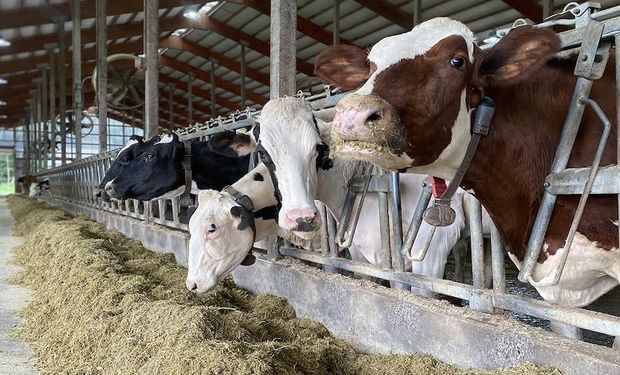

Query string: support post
[270,0,297,99]
[41,66,49,169]
[72,0,82,160]
[24,105,31,174]
[240,43,246,108]
[333,0,340,45]
[542,0,554,20]
[412,0,421,27]
[210,61,216,117]
[96,0,108,152]
[168,83,174,127]
[187,72,193,125]
[55,16,67,165]
[47,45,57,167]
[144,0,159,139]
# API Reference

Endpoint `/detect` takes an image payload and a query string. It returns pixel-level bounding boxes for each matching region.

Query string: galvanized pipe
[187,73,193,125]
[48,47,57,167]
[389,171,407,290]
[333,0,340,45]
[144,0,159,139]
[72,0,82,160]
[378,189,392,270]
[616,34,620,249]
[270,0,297,98]
[41,67,49,169]
[542,0,554,19]
[24,105,31,174]
[401,179,432,260]
[210,61,216,117]
[168,83,174,127]
[468,198,486,290]
[490,224,506,293]
[55,17,67,164]
[412,0,422,26]
[97,0,108,152]
[240,43,246,108]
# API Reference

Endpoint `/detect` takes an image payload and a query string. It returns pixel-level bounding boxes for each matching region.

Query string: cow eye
[121,157,128,162]
[450,56,466,69]
[145,153,154,160]
[207,224,217,233]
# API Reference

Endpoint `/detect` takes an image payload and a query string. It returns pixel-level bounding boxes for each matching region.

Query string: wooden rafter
[501,0,543,22]
[159,74,237,112]
[354,0,412,30]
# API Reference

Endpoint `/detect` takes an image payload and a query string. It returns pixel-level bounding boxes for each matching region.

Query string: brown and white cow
[315,18,620,342]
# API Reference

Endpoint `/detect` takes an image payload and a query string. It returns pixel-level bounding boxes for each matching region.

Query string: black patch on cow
[252,122,261,140]
[253,172,264,181]
[254,205,278,220]
[241,253,256,266]
[230,205,253,231]
[316,143,334,170]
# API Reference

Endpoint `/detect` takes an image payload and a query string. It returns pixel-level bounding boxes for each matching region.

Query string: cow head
[252,97,333,238]
[186,189,256,294]
[315,18,560,178]
[96,135,155,201]
[105,133,184,201]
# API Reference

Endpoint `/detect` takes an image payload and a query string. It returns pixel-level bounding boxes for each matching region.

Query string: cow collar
[179,140,194,207]
[254,114,334,211]
[423,96,495,227]
[221,185,256,266]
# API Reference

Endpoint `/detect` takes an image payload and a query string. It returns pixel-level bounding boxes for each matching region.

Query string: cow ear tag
[423,199,456,227]
[241,252,256,266]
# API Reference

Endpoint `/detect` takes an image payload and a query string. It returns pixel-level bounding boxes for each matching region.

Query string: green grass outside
[0,181,15,196]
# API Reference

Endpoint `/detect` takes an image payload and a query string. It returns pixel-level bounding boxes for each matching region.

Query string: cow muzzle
[282,208,320,236]
[104,181,123,199]
[332,93,405,157]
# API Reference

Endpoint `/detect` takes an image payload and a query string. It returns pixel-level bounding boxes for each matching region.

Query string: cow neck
[460,57,618,261]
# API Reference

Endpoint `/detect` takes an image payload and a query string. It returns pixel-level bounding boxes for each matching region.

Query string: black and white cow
[104,132,251,201]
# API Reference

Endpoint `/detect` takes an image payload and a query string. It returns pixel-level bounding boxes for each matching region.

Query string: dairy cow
[315,18,620,342]
[105,132,251,201]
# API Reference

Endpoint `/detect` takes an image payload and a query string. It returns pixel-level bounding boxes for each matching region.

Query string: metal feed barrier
[34,3,620,348]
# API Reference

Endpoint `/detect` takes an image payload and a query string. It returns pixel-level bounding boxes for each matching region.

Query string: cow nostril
[367,112,382,122]
[190,283,198,292]
[95,191,102,198]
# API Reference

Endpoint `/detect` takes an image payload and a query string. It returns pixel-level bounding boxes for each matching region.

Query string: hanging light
[0,78,7,85]
[0,37,10,47]
[183,10,200,20]
[0,100,6,106]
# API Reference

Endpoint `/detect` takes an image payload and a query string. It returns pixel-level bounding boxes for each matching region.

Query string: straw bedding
[7,195,560,375]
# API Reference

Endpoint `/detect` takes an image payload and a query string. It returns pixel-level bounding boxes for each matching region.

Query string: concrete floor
[0,197,38,374]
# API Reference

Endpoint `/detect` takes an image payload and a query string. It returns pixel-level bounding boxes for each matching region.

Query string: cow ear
[314,45,371,91]
[478,26,560,87]
[198,189,218,205]
[230,206,253,231]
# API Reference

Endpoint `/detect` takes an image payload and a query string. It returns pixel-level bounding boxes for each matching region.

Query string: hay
[7,195,562,375]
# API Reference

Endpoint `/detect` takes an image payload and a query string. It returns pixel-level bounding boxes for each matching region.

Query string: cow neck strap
[255,142,282,209]
[423,96,495,227]
[180,141,193,206]
[222,185,256,266]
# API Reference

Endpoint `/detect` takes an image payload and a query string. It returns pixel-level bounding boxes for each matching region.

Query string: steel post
[47,46,57,167]
[333,0,340,45]
[270,0,297,98]
[491,224,506,293]
[97,0,108,152]
[240,43,246,108]
[24,104,31,174]
[72,0,82,160]
[55,17,67,164]
[542,0,554,20]
[616,34,620,249]
[412,0,422,27]
[41,67,49,169]
[187,72,193,125]
[468,198,486,290]
[144,0,159,139]
[389,172,407,290]
[168,83,174,127]
[210,61,216,117]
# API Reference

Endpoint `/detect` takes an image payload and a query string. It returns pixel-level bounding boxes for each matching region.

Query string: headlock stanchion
[33,5,620,354]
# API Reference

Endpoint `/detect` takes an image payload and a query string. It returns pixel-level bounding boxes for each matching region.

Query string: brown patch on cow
[370,35,472,166]
[314,44,373,91]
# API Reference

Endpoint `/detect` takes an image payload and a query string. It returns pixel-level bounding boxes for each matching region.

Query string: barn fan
[54,110,95,138]
[92,53,145,111]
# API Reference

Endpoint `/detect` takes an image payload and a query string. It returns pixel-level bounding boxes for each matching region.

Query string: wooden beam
[179,15,314,76]
[354,0,412,30]
[502,0,543,22]
[0,0,204,31]
[240,0,351,45]
[159,55,268,105]
[159,74,237,112]
[160,36,270,86]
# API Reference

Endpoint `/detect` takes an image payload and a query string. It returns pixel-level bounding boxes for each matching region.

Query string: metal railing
[34,4,620,348]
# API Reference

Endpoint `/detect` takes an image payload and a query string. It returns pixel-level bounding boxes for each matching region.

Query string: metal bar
[401,179,432,260]
[210,61,216,117]
[48,47,56,168]
[187,72,193,125]
[35,81,42,172]
[24,106,30,174]
[240,43,246,108]
[144,0,159,139]
[542,0,554,20]
[168,83,174,128]
[319,203,337,273]
[270,0,297,98]
[41,67,48,170]
[378,189,392,269]
[616,34,620,250]
[389,171,407,290]
[55,17,67,165]
[333,0,340,45]
[96,0,107,152]
[490,224,506,293]
[412,0,421,26]
[72,0,82,160]
[468,198,485,290]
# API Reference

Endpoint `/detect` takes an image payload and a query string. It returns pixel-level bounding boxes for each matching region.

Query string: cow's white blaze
[507,232,620,307]
[356,17,475,96]
[256,98,321,233]
[116,138,139,158]
[154,133,174,145]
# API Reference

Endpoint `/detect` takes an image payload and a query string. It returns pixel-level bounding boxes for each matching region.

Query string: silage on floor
[7,196,561,375]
